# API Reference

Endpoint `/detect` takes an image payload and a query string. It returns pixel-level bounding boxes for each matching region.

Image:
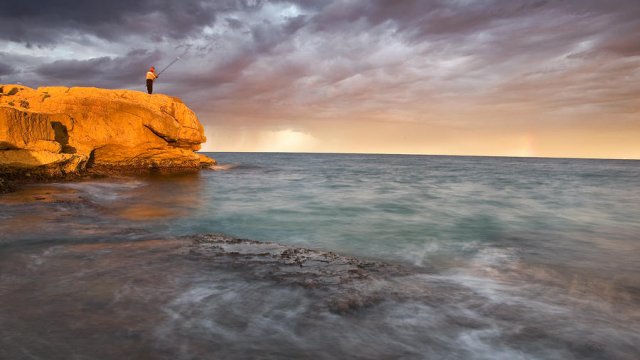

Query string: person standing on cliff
[146,66,158,94]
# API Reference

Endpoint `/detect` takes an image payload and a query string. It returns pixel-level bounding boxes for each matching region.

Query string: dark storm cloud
[225,17,245,30]
[0,62,14,76]
[0,0,269,45]
[33,49,162,89]
[307,0,547,37]
[1,0,639,133]
[306,0,640,54]
[174,11,312,90]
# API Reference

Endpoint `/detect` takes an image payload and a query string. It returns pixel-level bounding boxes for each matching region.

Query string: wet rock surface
[186,233,415,313]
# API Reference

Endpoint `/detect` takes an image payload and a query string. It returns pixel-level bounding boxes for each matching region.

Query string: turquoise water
[1,153,639,359]
[194,154,640,273]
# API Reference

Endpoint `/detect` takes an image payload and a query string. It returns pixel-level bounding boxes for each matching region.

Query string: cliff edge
[0,84,215,183]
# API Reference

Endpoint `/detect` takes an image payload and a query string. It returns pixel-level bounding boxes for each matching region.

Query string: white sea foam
[54,180,145,202]
[397,239,440,266]
[209,163,238,171]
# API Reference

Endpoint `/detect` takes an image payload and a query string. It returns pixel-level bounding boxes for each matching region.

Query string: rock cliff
[0,84,215,181]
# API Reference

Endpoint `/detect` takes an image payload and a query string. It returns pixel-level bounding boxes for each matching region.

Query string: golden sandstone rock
[0,84,215,178]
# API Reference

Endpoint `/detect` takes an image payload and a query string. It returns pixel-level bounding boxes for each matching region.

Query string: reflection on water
[0,173,206,243]
[1,154,639,359]
[104,174,206,221]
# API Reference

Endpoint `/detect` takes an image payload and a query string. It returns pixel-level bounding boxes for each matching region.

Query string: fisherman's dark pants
[146,79,153,94]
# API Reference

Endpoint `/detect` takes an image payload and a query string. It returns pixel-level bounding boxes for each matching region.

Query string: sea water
[1,153,639,359]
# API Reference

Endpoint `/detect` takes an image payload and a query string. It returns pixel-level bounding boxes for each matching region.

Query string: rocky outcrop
[0,84,215,179]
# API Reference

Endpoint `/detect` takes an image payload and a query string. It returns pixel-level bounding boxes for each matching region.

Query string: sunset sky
[1,0,639,158]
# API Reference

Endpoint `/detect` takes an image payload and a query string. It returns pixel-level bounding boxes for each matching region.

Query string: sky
[1,0,639,159]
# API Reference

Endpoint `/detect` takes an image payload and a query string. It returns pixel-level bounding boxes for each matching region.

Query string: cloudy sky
[1,0,639,158]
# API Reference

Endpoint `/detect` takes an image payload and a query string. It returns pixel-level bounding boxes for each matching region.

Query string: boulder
[0,84,215,178]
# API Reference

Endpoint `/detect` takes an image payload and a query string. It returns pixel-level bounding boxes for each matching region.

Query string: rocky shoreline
[0,84,215,192]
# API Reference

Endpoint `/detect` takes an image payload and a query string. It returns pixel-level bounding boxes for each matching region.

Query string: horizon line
[197,151,640,161]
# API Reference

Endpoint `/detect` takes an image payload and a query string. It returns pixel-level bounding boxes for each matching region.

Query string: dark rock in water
[185,233,413,313]
[0,177,14,193]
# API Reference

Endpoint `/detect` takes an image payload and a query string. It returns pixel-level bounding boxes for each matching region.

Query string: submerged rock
[186,233,412,313]
[0,84,215,180]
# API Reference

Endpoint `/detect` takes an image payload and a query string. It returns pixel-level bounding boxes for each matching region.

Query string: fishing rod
[157,56,181,76]
[156,48,190,76]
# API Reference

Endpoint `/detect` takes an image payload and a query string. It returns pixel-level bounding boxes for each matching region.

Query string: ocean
[1,153,639,359]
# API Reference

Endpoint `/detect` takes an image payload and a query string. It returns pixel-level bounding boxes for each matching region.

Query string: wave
[209,163,239,171]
